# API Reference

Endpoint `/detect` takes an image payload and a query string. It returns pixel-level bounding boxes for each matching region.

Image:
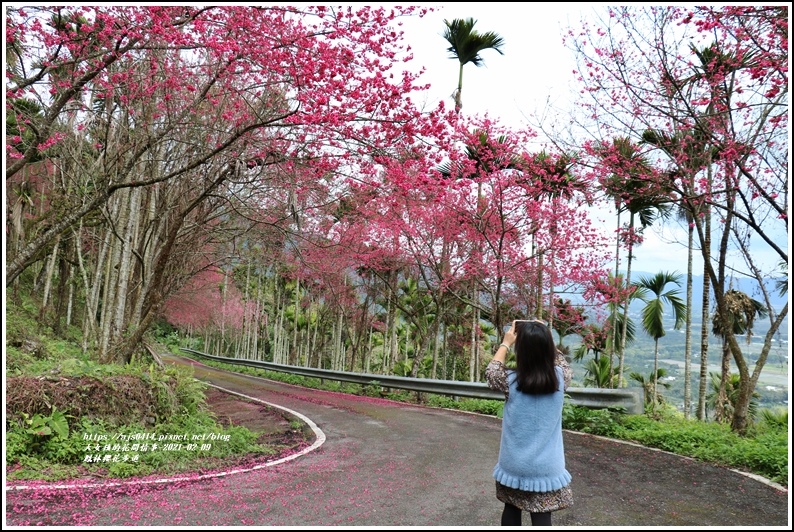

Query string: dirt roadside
[201,385,312,465]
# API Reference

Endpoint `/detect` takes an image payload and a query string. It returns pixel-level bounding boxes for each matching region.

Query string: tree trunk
[274,295,285,364]
[310,311,319,368]
[114,169,232,364]
[38,234,61,323]
[129,185,162,328]
[403,324,410,367]
[52,234,72,334]
[220,269,228,355]
[387,277,399,374]
[292,278,300,366]
[99,195,124,360]
[365,326,373,374]
[714,341,732,422]
[253,274,262,360]
[683,220,694,419]
[732,308,788,434]
[547,222,557,334]
[82,225,110,353]
[431,315,441,379]
[383,269,398,374]
[410,329,433,379]
[65,255,75,328]
[469,282,477,382]
[612,209,623,385]
[652,339,660,415]
[474,304,481,382]
[242,262,251,359]
[618,211,635,388]
[73,228,95,347]
[696,200,712,420]
[110,186,142,350]
[335,308,344,371]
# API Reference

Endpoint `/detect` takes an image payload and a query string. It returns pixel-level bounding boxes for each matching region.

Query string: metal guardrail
[180,348,644,414]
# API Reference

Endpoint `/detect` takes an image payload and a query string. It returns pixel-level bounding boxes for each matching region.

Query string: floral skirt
[495,482,573,513]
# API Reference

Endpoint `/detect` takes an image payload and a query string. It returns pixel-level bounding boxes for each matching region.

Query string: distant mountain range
[558,270,787,322]
[562,271,789,409]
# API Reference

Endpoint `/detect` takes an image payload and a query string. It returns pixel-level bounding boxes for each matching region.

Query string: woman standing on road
[486,319,574,526]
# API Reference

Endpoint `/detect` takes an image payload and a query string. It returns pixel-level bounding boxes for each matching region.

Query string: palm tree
[599,270,639,386]
[598,137,674,388]
[436,130,515,381]
[583,356,614,388]
[773,259,787,299]
[641,126,718,419]
[522,151,587,326]
[551,297,586,357]
[441,18,504,114]
[630,368,672,407]
[680,204,695,419]
[710,289,768,423]
[662,42,756,426]
[758,407,787,432]
[633,271,687,414]
[706,372,760,423]
[437,129,515,179]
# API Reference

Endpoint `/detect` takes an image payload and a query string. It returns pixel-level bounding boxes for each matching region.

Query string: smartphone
[503,320,532,333]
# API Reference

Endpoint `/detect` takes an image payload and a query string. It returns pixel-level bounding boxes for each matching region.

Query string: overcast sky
[395,4,784,278]
[398,3,585,130]
[397,4,695,275]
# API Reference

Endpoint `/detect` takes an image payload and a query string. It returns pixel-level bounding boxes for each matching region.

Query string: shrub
[427,395,503,417]
[562,403,624,436]
[757,407,788,432]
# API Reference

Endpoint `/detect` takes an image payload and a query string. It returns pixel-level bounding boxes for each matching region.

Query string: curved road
[5,354,789,527]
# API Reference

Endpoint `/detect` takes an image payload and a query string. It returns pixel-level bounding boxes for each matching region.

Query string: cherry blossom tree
[6,5,450,363]
[10,7,645,383]
[318,116,613,380]
[563,5,787,433]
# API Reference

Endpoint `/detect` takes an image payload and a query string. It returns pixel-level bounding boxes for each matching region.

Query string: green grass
[6,412,275,481]
[5,297,295,483]
[563,403,788,486]
[5,362,280,482]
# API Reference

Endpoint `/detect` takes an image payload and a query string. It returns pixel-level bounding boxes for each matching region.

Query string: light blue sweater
[493,366,571,492]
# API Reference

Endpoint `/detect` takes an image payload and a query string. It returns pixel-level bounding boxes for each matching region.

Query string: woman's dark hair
[513,320,559,395]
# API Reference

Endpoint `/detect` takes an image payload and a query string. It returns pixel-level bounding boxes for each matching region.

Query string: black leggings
[501,503,552,526]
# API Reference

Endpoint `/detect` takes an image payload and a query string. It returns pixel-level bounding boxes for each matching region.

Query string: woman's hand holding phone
[501,321,519,348]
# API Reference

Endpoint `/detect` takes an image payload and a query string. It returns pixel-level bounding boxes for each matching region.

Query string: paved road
[5,355,789,527]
